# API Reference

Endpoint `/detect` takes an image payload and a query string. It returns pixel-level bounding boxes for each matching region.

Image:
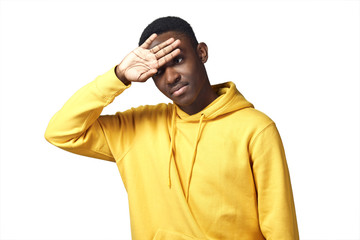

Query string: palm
[121,48,158,82]
[117,34,180,83]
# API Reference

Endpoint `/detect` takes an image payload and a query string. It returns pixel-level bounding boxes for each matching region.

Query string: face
[149,31,216,115]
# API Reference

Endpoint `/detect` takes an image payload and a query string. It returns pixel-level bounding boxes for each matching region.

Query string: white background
[1,0,359,239]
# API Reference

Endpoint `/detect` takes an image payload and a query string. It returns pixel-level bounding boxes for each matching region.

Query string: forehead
[149,31,195,52]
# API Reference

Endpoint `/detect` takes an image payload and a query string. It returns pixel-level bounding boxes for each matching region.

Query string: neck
[180,82,218,115]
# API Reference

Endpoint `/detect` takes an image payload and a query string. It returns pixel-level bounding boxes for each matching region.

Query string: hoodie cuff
[94,66,131,103]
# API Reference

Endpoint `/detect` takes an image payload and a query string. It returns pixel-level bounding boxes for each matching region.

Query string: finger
[140,33,158,49]
[137,68,158,82]
[157,48,181,68]
[150,37,175,54]
[155,39,181,59]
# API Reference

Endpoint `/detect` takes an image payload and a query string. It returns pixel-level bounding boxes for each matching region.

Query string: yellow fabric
[45,67,299,240]
[168,104,177,188]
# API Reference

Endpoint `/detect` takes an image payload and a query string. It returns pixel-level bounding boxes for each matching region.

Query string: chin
[173,98,194,108]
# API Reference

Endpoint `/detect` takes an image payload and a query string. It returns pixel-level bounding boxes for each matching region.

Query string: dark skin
[115,32,217,115]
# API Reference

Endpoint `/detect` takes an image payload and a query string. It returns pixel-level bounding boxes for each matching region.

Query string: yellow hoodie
[45,67,299,240]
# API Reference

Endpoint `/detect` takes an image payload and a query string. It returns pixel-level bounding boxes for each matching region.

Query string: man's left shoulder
[230,107,274,127]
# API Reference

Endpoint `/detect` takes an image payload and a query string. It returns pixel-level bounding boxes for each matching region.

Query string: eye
[174,57,183,64]
[154,68,163,76]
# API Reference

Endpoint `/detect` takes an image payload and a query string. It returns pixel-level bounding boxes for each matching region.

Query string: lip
[170,83,189,97]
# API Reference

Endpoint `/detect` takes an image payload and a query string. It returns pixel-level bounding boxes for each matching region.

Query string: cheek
[179,64,197,80]
[153,78,169,96]
[182,65,202,86]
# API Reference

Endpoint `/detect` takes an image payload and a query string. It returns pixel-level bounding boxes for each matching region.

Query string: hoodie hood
[175,81,254,121]
[167,82,254,200]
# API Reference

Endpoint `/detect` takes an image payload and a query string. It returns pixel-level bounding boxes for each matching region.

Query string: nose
[164,67,180,85]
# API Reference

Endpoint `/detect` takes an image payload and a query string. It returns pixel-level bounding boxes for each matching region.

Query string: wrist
[115,65,131,86]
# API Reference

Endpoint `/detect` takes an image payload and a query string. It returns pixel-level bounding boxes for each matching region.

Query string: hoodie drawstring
[167,108,206,202]
[186,113,205,201]
[168,106,177,188]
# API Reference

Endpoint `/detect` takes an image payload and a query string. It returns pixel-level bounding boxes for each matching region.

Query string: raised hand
[116,34,181,85]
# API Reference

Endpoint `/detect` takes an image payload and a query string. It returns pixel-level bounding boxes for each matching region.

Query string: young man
[45,16,299,239]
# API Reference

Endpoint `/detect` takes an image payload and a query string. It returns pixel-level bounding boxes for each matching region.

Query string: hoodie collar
[175,82,253,121]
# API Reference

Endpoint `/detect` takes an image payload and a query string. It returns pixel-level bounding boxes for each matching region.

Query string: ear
[197,42,208,63]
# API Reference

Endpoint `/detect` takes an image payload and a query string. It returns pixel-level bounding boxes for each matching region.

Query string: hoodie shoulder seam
[249,122,276,148]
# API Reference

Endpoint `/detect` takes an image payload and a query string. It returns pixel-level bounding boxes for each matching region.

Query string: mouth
[170,83,189,97]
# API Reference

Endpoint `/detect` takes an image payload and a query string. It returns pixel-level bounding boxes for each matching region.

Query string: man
[45,16,299,239]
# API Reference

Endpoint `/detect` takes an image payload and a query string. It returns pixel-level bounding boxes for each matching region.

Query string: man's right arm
[45,34,181,161]
[44,67,131,161]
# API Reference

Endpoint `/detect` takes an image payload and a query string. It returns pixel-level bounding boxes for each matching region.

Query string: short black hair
[139,16,198,49]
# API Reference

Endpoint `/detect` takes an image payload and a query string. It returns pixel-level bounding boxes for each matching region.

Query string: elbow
[44,123,64,146]
[44,126,55,144]
[44,124,84,147]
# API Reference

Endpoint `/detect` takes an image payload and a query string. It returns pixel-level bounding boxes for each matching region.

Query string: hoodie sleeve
[44,66,132,162]
[250,123,299,240]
